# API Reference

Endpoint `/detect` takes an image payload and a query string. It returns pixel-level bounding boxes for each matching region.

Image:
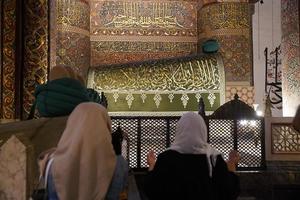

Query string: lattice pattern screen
[112,117,179,168]
[272,123,300,153]
[169,119,178,145]
[112,117,264,170]
[208,120,234,161]
[237,120,263,168]
[140,119,167,168]
[112,119,138,168]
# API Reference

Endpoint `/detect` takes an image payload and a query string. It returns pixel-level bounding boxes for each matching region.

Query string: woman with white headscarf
[145,112,240,200]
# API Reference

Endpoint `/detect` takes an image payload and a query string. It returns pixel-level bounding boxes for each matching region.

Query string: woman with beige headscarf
[46,102,117,200]
[145,112,240,200]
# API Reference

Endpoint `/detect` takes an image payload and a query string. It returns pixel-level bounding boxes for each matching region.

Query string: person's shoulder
[158,149,179,158]
[215,154,226,164]
[159,150,208,160]
[214,154,229,171]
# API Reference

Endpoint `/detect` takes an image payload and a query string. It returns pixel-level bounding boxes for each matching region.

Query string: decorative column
[281,0,300,116]
[1,0,17,120]
[23,0,49,118]
[50,0,90,80]
[198,2,254,106]
[198,2,253,84]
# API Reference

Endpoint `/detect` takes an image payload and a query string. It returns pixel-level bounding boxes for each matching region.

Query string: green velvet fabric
[34,78,90,117]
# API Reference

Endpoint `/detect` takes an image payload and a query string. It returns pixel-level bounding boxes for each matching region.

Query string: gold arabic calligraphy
[93,56,221,91]
[104,2,184,28]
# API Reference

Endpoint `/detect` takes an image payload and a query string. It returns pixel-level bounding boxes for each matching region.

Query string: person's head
[52,102,116,200]
[112,126,123,155]
[63,102,112,136]
[171,112,208,154]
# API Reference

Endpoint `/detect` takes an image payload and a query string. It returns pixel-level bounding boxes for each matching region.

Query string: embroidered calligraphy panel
[88,54,225,115]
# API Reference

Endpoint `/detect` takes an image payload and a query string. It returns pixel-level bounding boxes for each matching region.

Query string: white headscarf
[169,112,221,177]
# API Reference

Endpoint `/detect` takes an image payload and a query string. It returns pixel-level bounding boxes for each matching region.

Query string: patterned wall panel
[198,2,252,83]
[53,0,90,79]
[271,123,300,154]
[1,0,16,119]
[56,32,90,74]
[226,85,254,106]
[0,0,2,118]
[23,0,49,119]
[281,0,300,116]
[90,0,198,66]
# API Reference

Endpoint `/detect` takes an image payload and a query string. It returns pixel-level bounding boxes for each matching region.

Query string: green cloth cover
[87,88,101,104]
[34,78,90,118]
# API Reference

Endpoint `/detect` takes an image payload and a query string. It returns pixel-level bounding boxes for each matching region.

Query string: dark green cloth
[28,78,102,119]
[28,78,100,119]
[87,88,101,104]
[34,78,89,118]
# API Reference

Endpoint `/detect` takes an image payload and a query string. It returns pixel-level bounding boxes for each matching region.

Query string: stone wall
[0,117,67,199]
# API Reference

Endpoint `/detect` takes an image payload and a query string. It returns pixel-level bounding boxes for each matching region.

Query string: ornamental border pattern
[57,24,90,37]
[23,0,49,119]
[2,0,16,119]
[198,28,250,38]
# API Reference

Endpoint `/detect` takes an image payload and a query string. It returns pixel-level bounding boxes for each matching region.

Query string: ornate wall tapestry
[90,0,198,66]
[22,0,49,119]
[88,54,225,115]
[281,0,300,116]
[1,0,16,119]
[51,0,90,78]
[226,86,254,106]
[198,2,252,83]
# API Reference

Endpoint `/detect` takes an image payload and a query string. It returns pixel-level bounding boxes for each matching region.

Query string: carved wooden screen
[208,95,265,170]
[111,116,178,169]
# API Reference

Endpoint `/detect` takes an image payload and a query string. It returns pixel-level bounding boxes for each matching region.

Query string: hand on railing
[147,150,157,171]
[226,150,240,172]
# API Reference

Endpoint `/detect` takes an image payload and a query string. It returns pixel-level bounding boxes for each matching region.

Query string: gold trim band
[199,28,250,39]
[57,24,90,37]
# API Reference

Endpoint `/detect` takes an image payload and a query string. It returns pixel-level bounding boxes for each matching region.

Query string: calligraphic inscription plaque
[91,1,197,36]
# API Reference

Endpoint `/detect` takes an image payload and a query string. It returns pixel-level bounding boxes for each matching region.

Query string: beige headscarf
[169,112,221,177]
[52,102,116,200]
